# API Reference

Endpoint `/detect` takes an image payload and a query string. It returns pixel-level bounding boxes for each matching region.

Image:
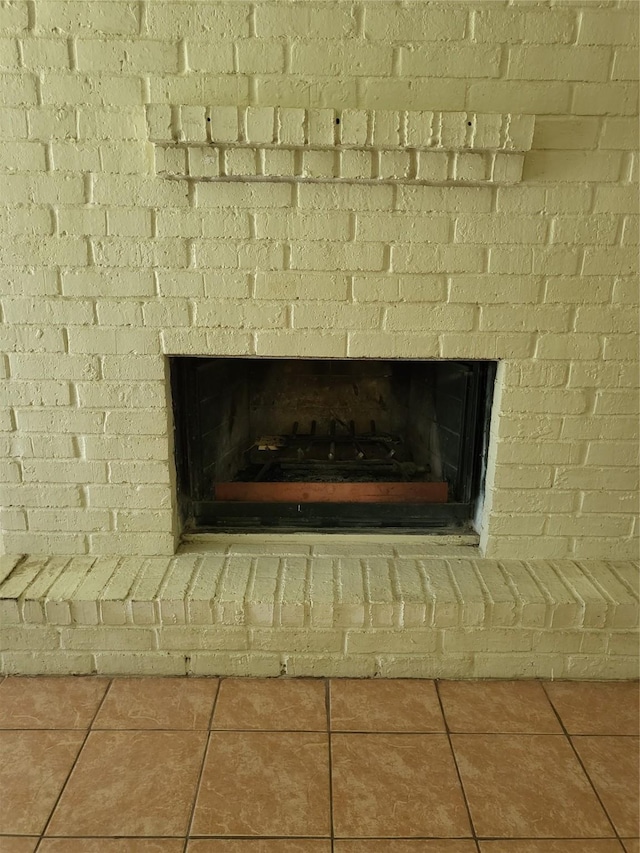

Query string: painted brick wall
[0,0,638,559]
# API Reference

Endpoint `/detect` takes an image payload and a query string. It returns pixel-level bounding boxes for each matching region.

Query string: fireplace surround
[0,0,637,678]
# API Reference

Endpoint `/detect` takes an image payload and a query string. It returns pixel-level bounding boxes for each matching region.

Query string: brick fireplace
[0,0,638,677]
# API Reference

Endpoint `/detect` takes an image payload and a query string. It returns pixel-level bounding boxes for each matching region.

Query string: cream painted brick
[573,82,639,117]
[255,211,351,242]
[527,151,625,184]
[182,39,234,75]
[41,72,145,106]
[473,8,576,44]
[535,334,601,361]
[585,441,639,467]
[188,145,220,177]
[236,40,284,74]
[508,45,611,82]
[93,174,189,207]
[291,303,379,332]
[146,1,248,37]
[452,152,488,182]
[146,104,173,141]
[578,9,639,45]
[456,215,546,245]
[339,109,368,146]
[254,272,347,302]
[448,275,539,304]
[0,72,37,105]
[94,652,186,676]
[552,215,618,245]
[2,652,95,675]
[583,247,638,276]
[611,47,639,81]
[346,630,437,655]
[365,5,466,41]
[77,106,143,141]
[243,107,275,144]
[358,213,449,244]
[393,244,485,274]
[190,652,281,677]
[60,626,155,650]
[600,118,639,150]
[301,149,335,179]
[298,182,392,212]
[554,466,638,492]
[612,278,640,306]
[481,305,571,333]
[260,148,295,178]
[104,410,168,438]
[0,1,28,32]
[533,117,601,150]
[468,81,570,115]
[1,106,28,138]
[363,78,466,112]
[574,306,638,335]
[151,75,248,107]
[402,44,500,79]
[76,39,179,74]
[307,109,335,146]
[196,181,291,209]
[396,185,492,213]
[385,303,474,332]
[293,42,393,77]
[255,330,347,358]
[290,242,385,273]
[0,627,61,651]
[277,108,305,145]
[593,186,639,214]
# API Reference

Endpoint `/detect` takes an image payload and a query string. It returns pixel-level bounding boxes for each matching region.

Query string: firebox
[170,358,496,533]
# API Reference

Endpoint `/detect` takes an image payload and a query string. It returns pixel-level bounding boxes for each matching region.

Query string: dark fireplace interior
[170,358,496,533]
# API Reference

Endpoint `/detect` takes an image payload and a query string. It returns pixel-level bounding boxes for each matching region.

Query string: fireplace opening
[170,358,496,533]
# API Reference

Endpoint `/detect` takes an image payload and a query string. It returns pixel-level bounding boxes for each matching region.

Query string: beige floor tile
[46,730,207,837]
[439,681,562,733]
[93,677,218,730]
[212,678,326,731]
[622,841,640,853]
[186,842,332,852]
[544,682,640,735]
[479,842,625,852]
[38,842,184,853]
[572,736,640,838]
[0,677,109,729]
[0,730,84,835]
[330,679,445,732]
[0,838,39,853]
[452,734,614,838]
[331,733,471,838]
[192,731,331,836]
[333,842,478,852]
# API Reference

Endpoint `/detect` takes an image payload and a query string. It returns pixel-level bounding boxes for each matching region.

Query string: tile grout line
[34,678,114,852]
[434,679,481,853]
[326,677,335,849]
[182,675,224,852]
[540,681,627,846]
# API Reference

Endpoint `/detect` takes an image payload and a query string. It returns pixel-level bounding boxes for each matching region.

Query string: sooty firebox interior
[170,358,496,533]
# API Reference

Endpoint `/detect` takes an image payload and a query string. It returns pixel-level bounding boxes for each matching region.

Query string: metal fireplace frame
[170,357,497,535]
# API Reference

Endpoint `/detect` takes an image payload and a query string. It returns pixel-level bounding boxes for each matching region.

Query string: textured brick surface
[0,0,638,560]
[0,548,637,678]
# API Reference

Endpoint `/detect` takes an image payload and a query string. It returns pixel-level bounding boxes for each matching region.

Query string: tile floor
[0,676,637,852]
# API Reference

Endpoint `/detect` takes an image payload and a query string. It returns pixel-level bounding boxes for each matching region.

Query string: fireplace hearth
[171,358,496,533]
